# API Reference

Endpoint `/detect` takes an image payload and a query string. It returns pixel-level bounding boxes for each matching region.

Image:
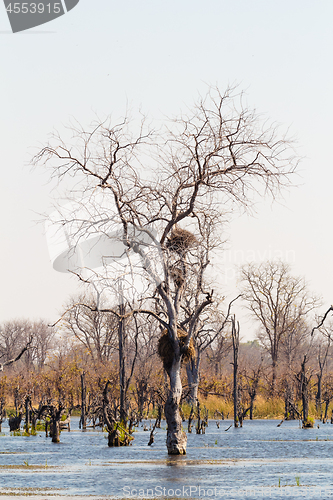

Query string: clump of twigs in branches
[158,329,195,369]
[166,227,197,255]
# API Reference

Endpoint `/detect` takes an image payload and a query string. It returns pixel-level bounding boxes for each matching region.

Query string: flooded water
[0,417,333,499]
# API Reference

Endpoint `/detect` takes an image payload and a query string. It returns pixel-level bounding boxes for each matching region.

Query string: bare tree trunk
[118,304,127,425]
[316,373,322,419]
[233,368,239,428]
[249,394,255,420]
[188,405,194,433]
[0,398,5,432]
[25,396,31,433]
[156,404,162,428]
[231,316,240,428]
[271,358,277,396]
[299,355,313,428]
[165,359,187,455]
[302,388,309,424]
[196,400,201,434]
[186,353,200,405]
[323,398,329,423]
[284,382,294,420]
[80,372,87,430]
[51,418,60,443]
[14,387,19,417]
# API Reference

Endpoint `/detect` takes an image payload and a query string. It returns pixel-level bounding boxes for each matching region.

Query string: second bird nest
[158,329,195,369]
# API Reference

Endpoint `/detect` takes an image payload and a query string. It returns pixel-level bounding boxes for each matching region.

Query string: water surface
[0,417,333,499]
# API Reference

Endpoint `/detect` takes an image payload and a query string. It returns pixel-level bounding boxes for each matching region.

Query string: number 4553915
[6,3,62,14]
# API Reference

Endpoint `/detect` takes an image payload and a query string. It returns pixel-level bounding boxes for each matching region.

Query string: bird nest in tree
[158,329,195,369]
[170,267,184,287]
[166,227,197,254]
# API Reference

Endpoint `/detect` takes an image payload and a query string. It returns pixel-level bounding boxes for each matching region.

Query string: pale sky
[1,1,333,338]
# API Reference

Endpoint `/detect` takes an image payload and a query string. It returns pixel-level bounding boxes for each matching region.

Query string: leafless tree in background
[231,315,240,427]
[241,261,319,395]
[63,294,118,367]
[0,319,54,372]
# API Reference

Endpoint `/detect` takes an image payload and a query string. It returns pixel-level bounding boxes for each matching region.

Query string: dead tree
[0,398,5,432]
[296,355,313,428]
[185,295,239,405]
[231,315,240,428]
[195,400,201,434]
[0,339,32,372]
[148,418,158,446]
[24,394,31,433]
[315,338,330,419]
[80,371,87,430]
[156,403,162,428]
[188,405,195,433]
[241,262,319,395]
[36,86,298,454]
[195,400,208,434]
[283,380,301,420]
[321,375,333,423]
[39,400,66,443]
[241,361,263,420]
[102,380,133,447]
[9,414,22,432]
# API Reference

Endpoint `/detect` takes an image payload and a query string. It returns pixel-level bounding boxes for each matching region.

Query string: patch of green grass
[0,464,54,470]
[22,428,37,437]
[0,486,64,496]
[35,420,45,431]
[303,417,314,428]
[10,430,23,437]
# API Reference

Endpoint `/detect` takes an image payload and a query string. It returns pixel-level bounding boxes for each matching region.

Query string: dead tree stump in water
[103,380,133,447]
[188,405,194,433]
[297,355,314,428]
[0,398,6,432]
[80,372,87,430]
[9,414,22,432]
[148,418,158,446]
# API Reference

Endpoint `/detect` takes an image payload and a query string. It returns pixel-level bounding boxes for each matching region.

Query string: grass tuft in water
[10,430,23,437]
